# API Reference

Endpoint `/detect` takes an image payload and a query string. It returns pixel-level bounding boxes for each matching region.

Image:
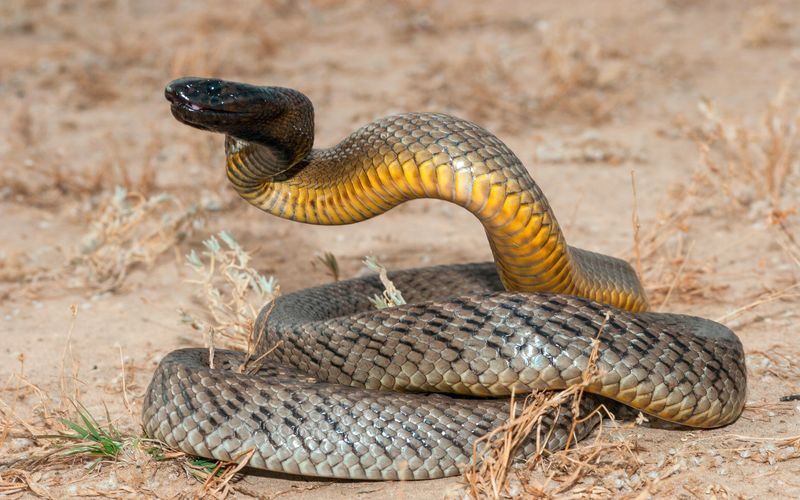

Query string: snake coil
[142,78,747,480]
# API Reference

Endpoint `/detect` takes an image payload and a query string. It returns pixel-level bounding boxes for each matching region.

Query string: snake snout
[165,77,271,112]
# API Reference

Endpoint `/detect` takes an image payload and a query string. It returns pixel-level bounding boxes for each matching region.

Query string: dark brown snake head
[165,77,314,163]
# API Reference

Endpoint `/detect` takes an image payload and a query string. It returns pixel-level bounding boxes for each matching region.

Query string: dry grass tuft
[191,448,256,499]
[679,85,800,216]
[538,21,632,124]
[68,187,201,293]
[540,22,625,94]
[0,251,50,286]
[643,235,730,308]
[315,251,341,282]
[180,231,279,355]
[0,309,237,499]
[631,87,800,308]
[364,256,406,309]
[625,189,726,307]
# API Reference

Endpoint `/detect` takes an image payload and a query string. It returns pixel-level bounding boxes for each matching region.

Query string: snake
[143,77,747,481]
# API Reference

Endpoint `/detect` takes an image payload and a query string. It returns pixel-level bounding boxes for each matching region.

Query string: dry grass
[540,22,626,92]
[406,19,634,131]
[68,187,201,293]
[0,251,50,286]
[180,231,279,356]
[2,107,163,207]
[314,251,341,282]
[623,189,727,308]
[643,234,730,309]
[461,314,637,499]
[538,21,633,124]
[406,43,534,132]
[747,349,800,386]
[678,84,799,216]
[1,184,200,296]
[177,449,259,499]
[0,301,252,499]
[629,83,800,306]
[364,256,406,309]
[629,85,800,312]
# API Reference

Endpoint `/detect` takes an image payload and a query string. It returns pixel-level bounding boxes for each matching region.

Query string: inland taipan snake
[144,77,747,480]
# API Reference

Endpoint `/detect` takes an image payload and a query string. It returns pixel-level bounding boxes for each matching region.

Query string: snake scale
[143,77,747,480]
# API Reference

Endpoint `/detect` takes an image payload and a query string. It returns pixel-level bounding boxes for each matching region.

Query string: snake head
[166,77,279,132]
[165,77,314,163]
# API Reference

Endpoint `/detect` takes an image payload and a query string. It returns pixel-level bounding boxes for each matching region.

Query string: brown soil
[2,0,800,498]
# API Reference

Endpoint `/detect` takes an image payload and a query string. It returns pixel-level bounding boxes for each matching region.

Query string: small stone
[97,473,118,490]
[11,438,33,451]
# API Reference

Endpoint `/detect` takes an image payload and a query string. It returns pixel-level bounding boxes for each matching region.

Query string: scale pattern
[146,81,748,480]
[226,111,648,311]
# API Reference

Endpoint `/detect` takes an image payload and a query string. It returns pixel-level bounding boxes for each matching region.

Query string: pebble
[97,473,118,491]
[11,438,33,451]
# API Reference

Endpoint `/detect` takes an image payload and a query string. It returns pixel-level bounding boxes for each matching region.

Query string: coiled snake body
[144,78,746,480]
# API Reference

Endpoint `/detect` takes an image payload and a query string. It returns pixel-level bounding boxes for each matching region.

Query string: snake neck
[224,112,648,312]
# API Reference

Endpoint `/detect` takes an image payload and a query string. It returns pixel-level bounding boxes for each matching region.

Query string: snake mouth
[168,99,237,128]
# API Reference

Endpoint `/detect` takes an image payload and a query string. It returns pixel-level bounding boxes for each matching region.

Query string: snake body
[144,78,747,480]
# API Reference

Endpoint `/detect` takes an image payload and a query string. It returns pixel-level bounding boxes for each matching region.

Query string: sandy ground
[2,0,800,498]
